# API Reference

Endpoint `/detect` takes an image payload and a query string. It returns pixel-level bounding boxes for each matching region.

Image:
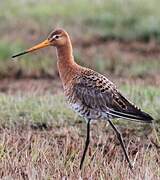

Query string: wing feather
[73,70,153,123]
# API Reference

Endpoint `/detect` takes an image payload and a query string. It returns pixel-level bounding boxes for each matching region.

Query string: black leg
[80,119,91,170]
[108,119,133,171]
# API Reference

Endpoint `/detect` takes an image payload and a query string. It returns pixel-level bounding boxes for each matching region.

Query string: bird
[12,29,153,171]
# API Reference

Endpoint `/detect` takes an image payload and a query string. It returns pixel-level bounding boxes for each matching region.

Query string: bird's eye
[54,35,60,39]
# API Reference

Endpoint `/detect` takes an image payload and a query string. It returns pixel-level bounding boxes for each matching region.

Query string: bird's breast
[64,85,103,120]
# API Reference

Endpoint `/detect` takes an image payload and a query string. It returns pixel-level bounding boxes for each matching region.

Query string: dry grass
[0,84,159,179]
[0,121,159,179]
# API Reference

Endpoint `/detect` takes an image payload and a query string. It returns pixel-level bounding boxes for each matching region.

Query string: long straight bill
[12,39,50,58]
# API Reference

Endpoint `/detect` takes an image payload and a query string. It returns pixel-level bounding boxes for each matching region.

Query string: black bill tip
[12,51,29,58]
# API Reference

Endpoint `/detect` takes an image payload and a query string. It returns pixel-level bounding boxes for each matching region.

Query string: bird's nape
[12,39,51,58]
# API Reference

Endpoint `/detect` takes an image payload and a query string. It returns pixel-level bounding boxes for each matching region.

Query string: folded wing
[73,70,153,123]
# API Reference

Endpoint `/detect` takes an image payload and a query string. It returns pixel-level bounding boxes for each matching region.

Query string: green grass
[0,40,57,77]
[0,42,23,60]
[1,0,160,40]
[0,85,159,130]
[87,0,160,41]
[0,93,74,126]
[128,60,160,77]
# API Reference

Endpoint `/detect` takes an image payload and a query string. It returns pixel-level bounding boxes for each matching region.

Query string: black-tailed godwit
[12,29,153,171]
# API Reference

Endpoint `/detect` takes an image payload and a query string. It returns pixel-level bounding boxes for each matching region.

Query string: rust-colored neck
[56,37,79,87]
[56,42,74,63]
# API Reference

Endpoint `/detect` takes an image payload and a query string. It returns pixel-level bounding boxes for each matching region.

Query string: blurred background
[0,0,160,86]
[0,0,160,177]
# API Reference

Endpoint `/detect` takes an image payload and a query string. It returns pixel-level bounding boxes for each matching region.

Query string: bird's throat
[56,43,78,86]
[56,43,74,64]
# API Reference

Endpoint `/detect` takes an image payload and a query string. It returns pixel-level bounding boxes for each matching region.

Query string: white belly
[69,102,103,120]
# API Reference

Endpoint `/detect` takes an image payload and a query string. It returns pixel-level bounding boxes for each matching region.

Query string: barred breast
[64,82,103,120]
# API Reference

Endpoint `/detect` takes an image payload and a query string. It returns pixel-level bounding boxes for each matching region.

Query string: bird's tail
[109,108,153,123]
[108,92,153,123]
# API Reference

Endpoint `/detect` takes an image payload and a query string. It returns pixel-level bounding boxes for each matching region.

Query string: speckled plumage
[63,66,153,123]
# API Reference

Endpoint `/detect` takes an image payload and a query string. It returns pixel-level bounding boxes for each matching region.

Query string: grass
[0,93,74,126]
[0,84,159,127]
[0,122,159,179]
[87,0,160,41]
[0,84,160,179]
[1,0,160,40]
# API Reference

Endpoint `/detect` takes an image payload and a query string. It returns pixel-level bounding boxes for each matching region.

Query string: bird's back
[64,66,153,123]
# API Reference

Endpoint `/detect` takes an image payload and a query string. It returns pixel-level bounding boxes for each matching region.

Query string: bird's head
[12,29,69,58]
[48,29,69,47]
